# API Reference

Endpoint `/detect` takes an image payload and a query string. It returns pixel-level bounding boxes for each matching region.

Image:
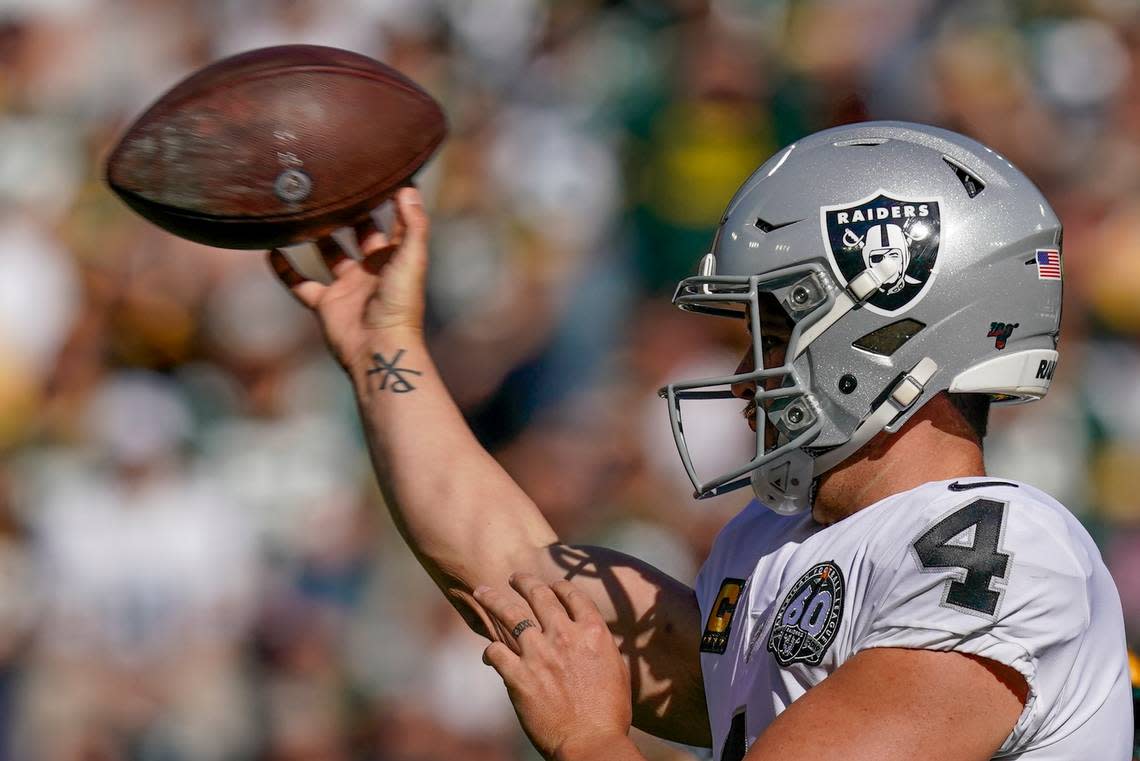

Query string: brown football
[105,45,446,249]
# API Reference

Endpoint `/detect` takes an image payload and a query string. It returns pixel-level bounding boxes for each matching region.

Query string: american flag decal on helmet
[1035,248,1061,280]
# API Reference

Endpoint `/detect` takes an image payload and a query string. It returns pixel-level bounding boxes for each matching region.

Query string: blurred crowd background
[1,0,1139,759]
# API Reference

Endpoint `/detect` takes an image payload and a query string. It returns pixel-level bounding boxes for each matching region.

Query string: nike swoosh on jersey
[947,480,1019,492]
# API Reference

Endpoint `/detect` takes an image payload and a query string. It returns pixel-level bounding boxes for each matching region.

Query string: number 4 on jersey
[911,498,1011,617]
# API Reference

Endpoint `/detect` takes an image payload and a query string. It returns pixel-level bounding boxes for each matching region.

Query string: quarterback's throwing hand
[476,574,634,760]
[267,186,428,370]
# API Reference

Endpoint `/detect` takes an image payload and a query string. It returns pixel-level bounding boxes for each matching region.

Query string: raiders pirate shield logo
[821,191,942,315]
[767,561,845,667]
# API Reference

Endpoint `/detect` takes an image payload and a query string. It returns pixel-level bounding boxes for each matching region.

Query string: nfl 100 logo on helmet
[767,561,845,667]
[821,192,942,315]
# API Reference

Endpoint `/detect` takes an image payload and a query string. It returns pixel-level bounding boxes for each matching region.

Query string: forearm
[554,734,644,761]
[348,333,710,745]
[347,330,559,611]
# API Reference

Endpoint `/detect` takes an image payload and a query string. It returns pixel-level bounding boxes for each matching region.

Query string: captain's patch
[767,561,845,667]
[701,578,746,654]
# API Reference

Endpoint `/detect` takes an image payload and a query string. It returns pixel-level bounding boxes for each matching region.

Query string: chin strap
[811,357,939,475]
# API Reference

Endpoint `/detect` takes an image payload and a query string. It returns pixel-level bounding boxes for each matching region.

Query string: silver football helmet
[661,121,1062,514]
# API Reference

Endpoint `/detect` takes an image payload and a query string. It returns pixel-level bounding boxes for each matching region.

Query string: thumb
[361,187,429,331]
[396,185,428,235]
[391,186,429,280]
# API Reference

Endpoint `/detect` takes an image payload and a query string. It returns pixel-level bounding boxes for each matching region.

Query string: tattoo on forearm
[366,349,422,393]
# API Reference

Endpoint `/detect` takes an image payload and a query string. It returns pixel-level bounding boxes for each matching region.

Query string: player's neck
[811,396,985,526]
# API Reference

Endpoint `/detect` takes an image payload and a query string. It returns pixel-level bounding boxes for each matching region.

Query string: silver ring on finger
[511,618,537,638]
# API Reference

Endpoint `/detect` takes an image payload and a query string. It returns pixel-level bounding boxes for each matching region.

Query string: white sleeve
[850,493,1091,753]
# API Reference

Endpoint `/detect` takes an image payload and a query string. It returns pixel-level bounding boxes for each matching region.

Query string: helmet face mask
[661,262,840,513]
[662,121,1063,515]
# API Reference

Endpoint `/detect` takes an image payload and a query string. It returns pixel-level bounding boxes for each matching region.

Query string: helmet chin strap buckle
[889,358,936,409]
[751,455,815,515]
[811,356,938,475]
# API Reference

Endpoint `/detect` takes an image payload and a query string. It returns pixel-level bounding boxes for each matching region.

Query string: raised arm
[267,188,709,746]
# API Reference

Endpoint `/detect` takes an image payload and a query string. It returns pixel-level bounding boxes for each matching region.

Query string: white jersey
[695,478,1132,761]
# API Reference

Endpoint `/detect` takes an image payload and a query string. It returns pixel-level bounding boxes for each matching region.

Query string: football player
[269,122,1132,760]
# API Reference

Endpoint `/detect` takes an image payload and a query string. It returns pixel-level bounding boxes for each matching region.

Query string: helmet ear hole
[852,318,926,357]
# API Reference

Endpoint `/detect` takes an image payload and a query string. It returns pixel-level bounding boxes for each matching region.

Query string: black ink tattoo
[366,349,423,393]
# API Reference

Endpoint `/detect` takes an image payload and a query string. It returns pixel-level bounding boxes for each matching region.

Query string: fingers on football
[359,189,426,274]
[358,191,409,253]
[315,235,355,277]
[361,242,400,275]
[511,573,570,630]
[354,215,381,240]
[268,249,324,309]
[551,579,598,623]
[474,585,541,647]
[355,215,391,256]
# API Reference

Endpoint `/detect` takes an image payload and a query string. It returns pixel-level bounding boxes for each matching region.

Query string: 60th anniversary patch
[767,561,845,667]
